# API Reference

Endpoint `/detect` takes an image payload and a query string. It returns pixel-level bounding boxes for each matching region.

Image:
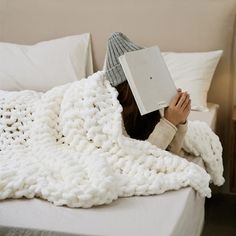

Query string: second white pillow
[162,50,223,111]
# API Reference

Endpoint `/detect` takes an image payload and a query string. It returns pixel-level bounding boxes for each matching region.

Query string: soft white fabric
[162,50,223,111]
[0,71,224,208]
[183,120,224,185]
[0,34,93,91]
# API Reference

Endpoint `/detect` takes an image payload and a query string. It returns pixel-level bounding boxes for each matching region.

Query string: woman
[105,32,191,156]
[116,81,191,156]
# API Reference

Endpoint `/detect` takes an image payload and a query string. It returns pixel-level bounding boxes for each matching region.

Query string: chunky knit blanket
[0,71,224,208]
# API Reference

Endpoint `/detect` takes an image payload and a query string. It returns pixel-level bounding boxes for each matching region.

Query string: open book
[119,46,176,115]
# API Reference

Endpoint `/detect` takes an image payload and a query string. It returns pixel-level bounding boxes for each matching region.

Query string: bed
[0,1,235,236]
[0,105,217,236]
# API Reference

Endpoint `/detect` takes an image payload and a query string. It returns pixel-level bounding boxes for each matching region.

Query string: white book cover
[119,46,177,115]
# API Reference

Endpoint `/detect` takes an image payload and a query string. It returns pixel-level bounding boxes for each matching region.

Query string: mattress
[0,103,219,236]
[0,188,204,236]
[189,103,219,131]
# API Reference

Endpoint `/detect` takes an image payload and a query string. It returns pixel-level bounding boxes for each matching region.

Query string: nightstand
[230,106,236,192]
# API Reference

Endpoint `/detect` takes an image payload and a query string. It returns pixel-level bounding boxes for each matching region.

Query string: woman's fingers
[170,90,182,107]
[165,89,191,125]
[181,95,190,111]
[183,99,191,112]
[176,92,189,108]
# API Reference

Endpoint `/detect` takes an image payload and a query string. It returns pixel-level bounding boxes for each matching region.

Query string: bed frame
[0,0,235,191]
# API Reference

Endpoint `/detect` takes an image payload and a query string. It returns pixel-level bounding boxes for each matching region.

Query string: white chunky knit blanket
[0,71,224,208]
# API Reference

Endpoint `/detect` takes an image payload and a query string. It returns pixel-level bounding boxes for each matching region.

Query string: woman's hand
[164,89,191,126]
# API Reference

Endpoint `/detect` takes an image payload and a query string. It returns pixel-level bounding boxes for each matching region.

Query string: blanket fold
[0,71,224,208]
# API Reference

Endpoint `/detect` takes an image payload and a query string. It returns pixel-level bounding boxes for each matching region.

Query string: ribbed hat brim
[105,32,143,87]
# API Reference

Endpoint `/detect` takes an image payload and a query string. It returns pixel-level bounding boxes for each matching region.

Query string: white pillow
[162,50,223,111]
[0,33,93,91]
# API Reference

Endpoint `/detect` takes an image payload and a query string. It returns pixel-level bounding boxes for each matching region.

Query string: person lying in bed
[104,32,191,156]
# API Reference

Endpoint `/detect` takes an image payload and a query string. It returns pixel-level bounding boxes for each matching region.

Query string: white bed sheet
[0,103,219,236]
[189,103,219,131]
[0,187,204,236]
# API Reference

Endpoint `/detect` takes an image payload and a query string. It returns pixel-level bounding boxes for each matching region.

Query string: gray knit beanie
[104,32,143,87]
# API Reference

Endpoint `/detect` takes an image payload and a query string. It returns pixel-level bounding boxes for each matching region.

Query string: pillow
[0,33,93,91]
[162,50,223,111]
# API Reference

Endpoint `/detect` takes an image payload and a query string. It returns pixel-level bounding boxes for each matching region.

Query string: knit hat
[104,32,143,87]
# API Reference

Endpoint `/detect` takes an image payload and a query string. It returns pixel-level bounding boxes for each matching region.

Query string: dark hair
[116,81,161,140]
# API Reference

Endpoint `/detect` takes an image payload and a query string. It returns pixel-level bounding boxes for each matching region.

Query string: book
[118,46,176,115]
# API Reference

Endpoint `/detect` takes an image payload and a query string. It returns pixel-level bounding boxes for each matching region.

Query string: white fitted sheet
[0,187,204,236]
[189,103,219,131]
[0,103,218,236]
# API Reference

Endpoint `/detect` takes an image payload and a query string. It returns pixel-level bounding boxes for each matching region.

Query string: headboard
[0,0,235,189]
